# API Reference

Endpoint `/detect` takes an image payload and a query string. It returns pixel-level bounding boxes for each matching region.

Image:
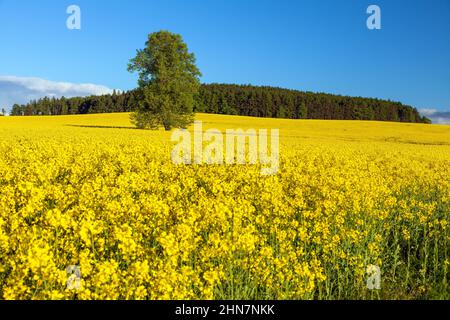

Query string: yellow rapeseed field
[0,113,449,300]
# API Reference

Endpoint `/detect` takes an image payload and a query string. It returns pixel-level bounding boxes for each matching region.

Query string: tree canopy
[127,30,201,130]
[10,83,430,124]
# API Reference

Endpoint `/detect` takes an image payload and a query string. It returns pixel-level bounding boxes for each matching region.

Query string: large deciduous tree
[128,30,201,130]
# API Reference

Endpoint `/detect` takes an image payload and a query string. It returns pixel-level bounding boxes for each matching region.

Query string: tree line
[10,84,431,123]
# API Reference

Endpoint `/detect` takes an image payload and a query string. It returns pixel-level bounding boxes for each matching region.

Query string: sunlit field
[0,113,449,300]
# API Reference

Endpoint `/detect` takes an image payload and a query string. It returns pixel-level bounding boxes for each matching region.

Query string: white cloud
[430,115,450,125]
[418,108,437,116]
[0,75,116,112]
[419,108,450,125]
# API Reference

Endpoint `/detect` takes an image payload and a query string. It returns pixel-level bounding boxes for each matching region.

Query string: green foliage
[127,30,201,130]
[11,84,429,124]
[276,106,287,118]
[298,103,308,119]
[10,92,136,116]
[421,116,432,124]
[195,84,427,123]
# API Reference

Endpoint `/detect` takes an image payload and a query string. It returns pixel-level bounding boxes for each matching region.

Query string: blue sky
[0,0,449,118]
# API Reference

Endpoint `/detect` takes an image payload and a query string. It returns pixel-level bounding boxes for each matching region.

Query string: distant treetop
[10,83,431,124]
